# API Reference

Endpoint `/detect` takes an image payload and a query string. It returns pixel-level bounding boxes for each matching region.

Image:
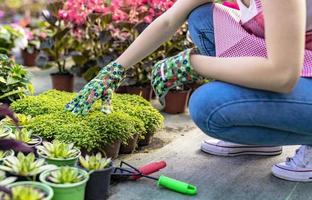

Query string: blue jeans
[187,3,312,146]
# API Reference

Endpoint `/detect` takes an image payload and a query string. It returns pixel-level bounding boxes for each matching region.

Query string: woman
[65,0,312,182]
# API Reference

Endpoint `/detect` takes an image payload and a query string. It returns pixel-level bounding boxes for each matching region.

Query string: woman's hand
[65,62,124,115]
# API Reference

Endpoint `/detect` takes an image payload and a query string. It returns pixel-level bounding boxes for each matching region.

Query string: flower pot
[126,85,152,101]
[40,168,89,200]
[164,89,191,114]
[101,141,121,159]
[9,181,54,200]
[37,147,81,167]
[21,49,39,66]
[138,132,153,146]
[85,164,114,200]
[115,86,127,94]
[119,134,139,154]
[50,73,74,92]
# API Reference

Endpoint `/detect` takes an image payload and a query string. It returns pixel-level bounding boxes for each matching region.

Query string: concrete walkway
[27,67,311,200]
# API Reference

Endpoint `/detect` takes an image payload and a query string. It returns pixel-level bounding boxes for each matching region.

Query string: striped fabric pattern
[213,1,312,77]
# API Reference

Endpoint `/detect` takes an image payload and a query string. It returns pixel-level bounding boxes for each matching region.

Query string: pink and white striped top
[213,0,312,77]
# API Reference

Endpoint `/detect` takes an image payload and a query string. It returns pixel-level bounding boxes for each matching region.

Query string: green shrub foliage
[12,90,163,151]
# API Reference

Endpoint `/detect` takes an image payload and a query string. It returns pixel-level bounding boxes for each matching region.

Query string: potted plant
[36,140,81,167]
[0,114,32,131]
[79,153,113,200]
[119,117,145,154]
[119,133,140,154]
[0,25,25,56]
[38,2,75,92]
[0,54,34,105]
[39,166,89,200]
[10,128,42,148]
[22,21,49,66]
[6,181,54,200]
[164,86,191,114]
[0,152,56,181]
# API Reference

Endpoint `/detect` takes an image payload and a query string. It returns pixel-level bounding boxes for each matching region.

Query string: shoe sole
[201,141,283,156]
[272,165,312,182]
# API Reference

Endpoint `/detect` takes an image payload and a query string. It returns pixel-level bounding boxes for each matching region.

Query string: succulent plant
[4,185,46,200]
[0,125,12,138]
[0,150,14,161]
[48,167,84,184]
[0,170,16,186]
[0,152,56,178]
[36,140,80,159]
[1,114,32,127]
[79,153,111,171]
[10,128,40,145]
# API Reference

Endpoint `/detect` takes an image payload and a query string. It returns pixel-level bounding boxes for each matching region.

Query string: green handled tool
[157,175,197,195]
[112,161,198,196]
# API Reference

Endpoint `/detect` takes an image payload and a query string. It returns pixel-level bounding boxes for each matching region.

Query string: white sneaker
[272,145,312,182]
[201,139,283,156]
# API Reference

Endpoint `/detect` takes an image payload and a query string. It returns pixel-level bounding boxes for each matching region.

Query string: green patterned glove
[65,61,125,115]
[151,48,203,105]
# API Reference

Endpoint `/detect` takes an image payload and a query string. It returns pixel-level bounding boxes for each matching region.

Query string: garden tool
[151,48,203,106]
[111,161,197,196]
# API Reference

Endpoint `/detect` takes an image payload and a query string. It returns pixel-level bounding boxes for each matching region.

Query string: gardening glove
[151,48,203,105]
[65,61,125,115]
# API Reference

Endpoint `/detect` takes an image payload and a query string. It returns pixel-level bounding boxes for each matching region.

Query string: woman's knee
[189,81,241,136]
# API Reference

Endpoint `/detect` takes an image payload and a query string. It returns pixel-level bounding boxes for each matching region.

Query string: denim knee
[189,82,239,138]
[187,3,215,56]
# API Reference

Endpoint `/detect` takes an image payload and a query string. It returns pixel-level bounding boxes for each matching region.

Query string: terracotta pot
[115,86,128,94]
[138,132,153,147]
[21,50,39,66]
[151,90,156,99]
[119,134,139,154]
[126,85,152,101]
[164,89,191,114]
[186,82,203,92]
[101,141,121,159]
[51,73,74,92]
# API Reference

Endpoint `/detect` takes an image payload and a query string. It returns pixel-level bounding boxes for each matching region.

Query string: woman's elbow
[273,70,300,94]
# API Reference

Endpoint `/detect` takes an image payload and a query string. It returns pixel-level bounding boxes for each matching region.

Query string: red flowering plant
[56,0,191,87]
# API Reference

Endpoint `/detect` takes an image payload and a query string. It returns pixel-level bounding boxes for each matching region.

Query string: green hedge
[11,90,163,151]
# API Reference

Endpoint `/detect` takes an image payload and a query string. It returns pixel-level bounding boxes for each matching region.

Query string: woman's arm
[115,0,212,68]
[191,0,306,93]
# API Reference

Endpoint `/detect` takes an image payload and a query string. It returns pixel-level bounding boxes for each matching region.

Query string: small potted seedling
[10,128,42,148]
[39,166,89,200]
[79,153,113,200]
[0,150,14,164]
[4,181,54,200]
[36,140,81,167]
[0,152,56,181]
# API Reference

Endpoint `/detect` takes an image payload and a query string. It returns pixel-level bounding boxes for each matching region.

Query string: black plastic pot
[119,134,139,154]
[138,132,153,147]
[85,165,114,200]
